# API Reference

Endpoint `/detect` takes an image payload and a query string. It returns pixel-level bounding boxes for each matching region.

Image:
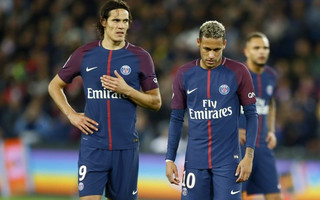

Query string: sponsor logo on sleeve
[248,92,255,98]
[153,77,158,83]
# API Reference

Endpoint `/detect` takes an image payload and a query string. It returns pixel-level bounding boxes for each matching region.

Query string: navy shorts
[77,145,139,200]
[241,146,281,194]
[181,164,241,200]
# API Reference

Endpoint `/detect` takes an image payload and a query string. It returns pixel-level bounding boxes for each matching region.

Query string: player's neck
[200,59,221,70]
[101,38,126,50]
[247,61,265,74]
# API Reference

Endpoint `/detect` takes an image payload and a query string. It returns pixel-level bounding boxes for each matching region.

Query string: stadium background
[0,0,319,199]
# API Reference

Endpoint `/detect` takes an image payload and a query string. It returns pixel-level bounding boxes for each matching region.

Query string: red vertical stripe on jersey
[107,50,113,150]
[207,70,213,169]
[256,74,262,147]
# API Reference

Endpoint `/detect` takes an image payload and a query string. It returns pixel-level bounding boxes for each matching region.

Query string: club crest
[219,84,230,95]
[120,65,131,75]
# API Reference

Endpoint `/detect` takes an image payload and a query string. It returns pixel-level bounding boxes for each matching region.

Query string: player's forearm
[166,109,185,161]
[48,76,76,117]
[244,147,254,159]
[243,103,258,148]
[268,98,276,132]
[127,87,161,111]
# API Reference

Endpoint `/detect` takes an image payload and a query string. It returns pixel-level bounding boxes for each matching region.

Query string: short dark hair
[246,32,268,43]
[96,0,132,39]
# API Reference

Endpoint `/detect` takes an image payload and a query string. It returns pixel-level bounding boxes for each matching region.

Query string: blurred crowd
[0,0,319,158]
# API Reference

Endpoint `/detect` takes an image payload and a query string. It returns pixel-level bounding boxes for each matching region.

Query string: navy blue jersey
[58,41,159,150]
[239,65,277,148]
[171,58,256,169]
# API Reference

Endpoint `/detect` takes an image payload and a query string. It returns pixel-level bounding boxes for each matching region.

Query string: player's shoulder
[223,57,248,74]
[126,42,151,57]
[177,59,199,74]
[74,40,100,54]
[264,65,278,78]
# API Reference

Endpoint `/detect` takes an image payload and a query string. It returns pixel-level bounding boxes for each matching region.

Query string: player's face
[197,37,226,69]
[102,9,129,43]
[245,37,270,67]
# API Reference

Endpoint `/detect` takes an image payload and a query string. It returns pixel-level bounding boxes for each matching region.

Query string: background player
[48,0,161,199]
[165,20,258,200]
[239,32,282,200]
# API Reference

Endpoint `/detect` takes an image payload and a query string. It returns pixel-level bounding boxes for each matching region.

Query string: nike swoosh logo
[187,88,197,94]
[231,190,240,195]
[132,190,138,195]
[86,66,98,72]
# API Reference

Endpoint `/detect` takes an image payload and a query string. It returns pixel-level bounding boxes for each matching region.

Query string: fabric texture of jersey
[239,65,277,148]
[239,65,280,194]
[58,40,159,150]
[169,58,256,169]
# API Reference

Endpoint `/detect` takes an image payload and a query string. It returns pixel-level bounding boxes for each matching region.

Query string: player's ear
[223,39,227,49]
[244,47,249,58]
[100,17,107,27]
[197,38,201,47]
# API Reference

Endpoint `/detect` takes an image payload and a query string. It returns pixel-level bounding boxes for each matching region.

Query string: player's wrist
[124,86,135,97]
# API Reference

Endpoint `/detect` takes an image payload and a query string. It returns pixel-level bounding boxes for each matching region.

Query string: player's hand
[67,112,98,135]
[266,131,277,149]
[239,128,246,145]
[166,161,180,185]
[100,70,132,95]
[235,148,253,183]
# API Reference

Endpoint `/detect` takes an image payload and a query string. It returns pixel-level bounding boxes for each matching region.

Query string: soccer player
[48,1,161,200]
[239,32,282,200]
[165,20,258,200]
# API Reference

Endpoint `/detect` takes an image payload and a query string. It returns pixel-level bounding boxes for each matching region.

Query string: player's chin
[206,62,216,68]
[114,36,125,42]
[256,60,267,66]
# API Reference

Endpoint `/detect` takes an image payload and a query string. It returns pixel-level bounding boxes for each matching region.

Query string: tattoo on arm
[245,147,254,158]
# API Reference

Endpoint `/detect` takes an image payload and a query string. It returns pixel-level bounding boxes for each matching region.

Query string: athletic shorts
[241,146,281,194]
[181,164,241,200]
[77,145,139,200]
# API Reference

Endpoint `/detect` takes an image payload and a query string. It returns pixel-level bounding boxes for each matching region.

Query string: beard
[254,60,266,67]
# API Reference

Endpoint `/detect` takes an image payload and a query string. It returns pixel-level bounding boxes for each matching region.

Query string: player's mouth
[206,60,215,65]
[258,56,267,60]
[116,32,125,37]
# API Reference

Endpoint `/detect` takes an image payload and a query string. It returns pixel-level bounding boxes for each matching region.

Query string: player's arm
[238,106,247,145]
[236,103,258,183]
[165,109,185,185]
[48,75,98,135]
[266,98,277,149]
[100,70,161,111]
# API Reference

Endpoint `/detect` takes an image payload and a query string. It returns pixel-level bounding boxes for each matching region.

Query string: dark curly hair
[96,0,132,39]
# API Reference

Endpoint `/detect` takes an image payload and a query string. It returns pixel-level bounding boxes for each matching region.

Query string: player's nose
[208,50,215,58]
